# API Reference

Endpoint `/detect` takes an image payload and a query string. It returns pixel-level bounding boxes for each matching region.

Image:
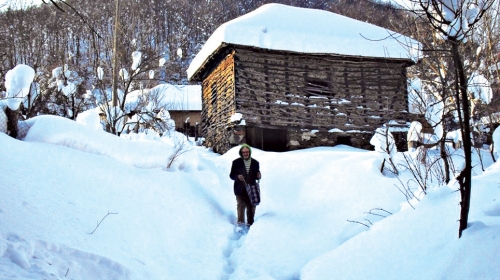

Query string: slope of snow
[0,115,498,280]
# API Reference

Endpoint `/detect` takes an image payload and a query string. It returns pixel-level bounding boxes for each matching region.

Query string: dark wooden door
[246,126,287,152]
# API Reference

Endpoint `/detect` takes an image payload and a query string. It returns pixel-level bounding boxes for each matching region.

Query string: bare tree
[409,0,494,238]
[166,137,192,169]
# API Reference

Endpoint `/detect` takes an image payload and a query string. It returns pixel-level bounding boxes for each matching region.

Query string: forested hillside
[0,0,405,118]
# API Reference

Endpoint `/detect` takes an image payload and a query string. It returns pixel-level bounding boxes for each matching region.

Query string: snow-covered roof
[187,3,421,80]
[127,84,201,111]
[155,84,202,111]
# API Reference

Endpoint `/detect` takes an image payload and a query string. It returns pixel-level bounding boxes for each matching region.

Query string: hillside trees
[328,0,407,31]
[0,0,342,126]
[0,0,351,86]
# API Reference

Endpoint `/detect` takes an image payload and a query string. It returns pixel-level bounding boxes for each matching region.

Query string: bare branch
[88,212,118,235]
[347,220,371,228]
[166,138,192,169]
[364,208,393,218]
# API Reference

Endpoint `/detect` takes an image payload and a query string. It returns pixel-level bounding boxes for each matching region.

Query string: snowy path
[221,224,247,279]
[194,151,249,279]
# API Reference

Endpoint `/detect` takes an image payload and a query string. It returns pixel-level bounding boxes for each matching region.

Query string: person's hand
[238,175,244,181]
[256,172,261,179]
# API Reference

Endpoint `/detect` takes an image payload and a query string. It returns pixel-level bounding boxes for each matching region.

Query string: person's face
[241,148,250,159]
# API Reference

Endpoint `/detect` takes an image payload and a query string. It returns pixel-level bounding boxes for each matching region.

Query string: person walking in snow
[230,144,261,228]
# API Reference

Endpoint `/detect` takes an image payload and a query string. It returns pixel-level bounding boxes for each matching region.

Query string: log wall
[234,48,410,132]
[201,50,237,153]
[201,46,414,153]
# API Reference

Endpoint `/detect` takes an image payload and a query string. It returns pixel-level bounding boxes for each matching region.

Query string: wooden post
[111,0,120,108]
[195,123,199,141]
[5,107,19,139]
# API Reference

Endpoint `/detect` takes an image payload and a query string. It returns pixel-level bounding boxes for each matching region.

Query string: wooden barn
[187,4,421,154]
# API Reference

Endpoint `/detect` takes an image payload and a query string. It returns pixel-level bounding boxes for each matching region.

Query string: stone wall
[287,129,375,151]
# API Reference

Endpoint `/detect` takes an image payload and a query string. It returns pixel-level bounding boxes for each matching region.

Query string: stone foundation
[209,126,410,154]
[287,129,375,151]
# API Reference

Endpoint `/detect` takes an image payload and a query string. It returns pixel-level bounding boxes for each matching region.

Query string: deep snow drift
[0,115,499,280]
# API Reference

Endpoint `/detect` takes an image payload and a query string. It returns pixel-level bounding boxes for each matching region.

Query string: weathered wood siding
[201,51,237,153]
[199,46,413,153]
[233,47,410,131]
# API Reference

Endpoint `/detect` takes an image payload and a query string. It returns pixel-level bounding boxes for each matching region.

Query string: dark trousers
[236,195,256,226]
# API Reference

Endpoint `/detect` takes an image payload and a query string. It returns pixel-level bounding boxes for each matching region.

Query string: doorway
[245,126,288,152]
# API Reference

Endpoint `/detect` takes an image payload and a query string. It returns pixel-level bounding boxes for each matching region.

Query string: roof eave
[188,43,417,81]
[188,43,229,82]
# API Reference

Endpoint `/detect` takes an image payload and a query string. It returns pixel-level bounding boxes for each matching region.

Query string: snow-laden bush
[493,126,500,160]
[370,126,397,174]
[4,64,35,110]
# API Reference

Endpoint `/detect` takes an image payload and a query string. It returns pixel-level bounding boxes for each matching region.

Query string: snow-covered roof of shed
[127,84,201,111]
[187,3,421,81]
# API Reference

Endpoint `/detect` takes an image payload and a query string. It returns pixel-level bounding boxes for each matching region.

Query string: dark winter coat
[229,157,260,199]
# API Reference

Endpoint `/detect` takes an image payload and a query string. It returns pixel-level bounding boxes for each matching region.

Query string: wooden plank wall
[233,48,410,132]
[201,51,237,153]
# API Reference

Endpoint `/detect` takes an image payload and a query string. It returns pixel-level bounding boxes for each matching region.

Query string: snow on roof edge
[188,43,417,81]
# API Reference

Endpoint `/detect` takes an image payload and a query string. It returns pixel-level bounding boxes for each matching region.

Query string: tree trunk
[5,107,19,139]
[111,0,120,108]
[440,138,451,184]
[451,42,472,238]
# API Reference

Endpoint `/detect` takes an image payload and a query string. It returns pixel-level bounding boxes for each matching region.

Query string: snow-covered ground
[1,115,499,280]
